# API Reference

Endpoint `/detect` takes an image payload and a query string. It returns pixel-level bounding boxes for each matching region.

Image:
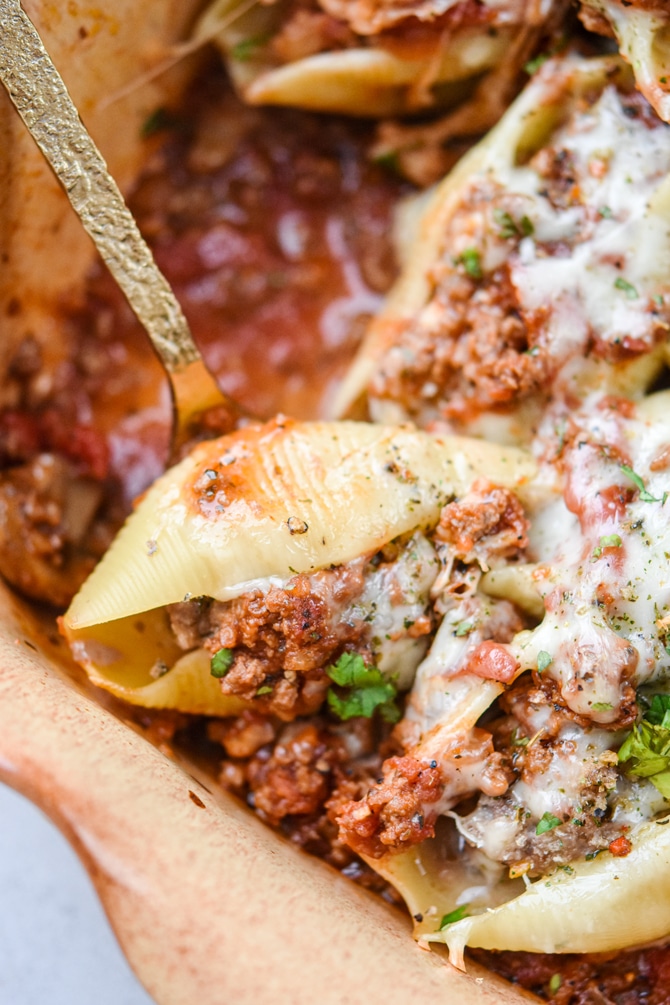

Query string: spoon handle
[0,0,231,441]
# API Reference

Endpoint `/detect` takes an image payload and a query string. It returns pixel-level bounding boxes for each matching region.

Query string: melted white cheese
[347,532,439,689]
[497,86,670,368]
[515,393,670,722]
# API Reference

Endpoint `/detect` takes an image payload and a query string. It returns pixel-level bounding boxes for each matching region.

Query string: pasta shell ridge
[64,419,537,630]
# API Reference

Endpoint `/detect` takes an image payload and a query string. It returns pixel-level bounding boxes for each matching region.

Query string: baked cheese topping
[369,78,670,433]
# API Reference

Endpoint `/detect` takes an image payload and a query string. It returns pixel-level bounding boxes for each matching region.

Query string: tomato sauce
[471,943,670,1004]
[129,65,406,421]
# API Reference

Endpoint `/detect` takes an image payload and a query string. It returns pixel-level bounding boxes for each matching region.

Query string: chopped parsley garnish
[493,208,534,240]
[549,974,562,995]
[614,276,638,300]
[592,702,614,712]
[537,650,553,673]
[519,215,534,237]
[620,464,663,503]
[326,653,401,723]
[210,648,234,678]
[439,904,470,929]
[231,34,271,61]
[536,812,562,835]
[141,107,176,138]
[455,248,483,280]
[372,149,402,175]
[598,205,613,218]
[454,620,475,637]
[256,685,273,696]
[645,694,670,729]
[592,534,622,559]
[619,712,670,798]
[524,53,548,75]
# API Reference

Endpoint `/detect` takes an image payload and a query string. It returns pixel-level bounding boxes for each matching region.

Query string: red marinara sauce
[470,944,670,1004]
[130,63,407,421]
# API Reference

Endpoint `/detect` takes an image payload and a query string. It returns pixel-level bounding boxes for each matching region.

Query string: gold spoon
[0,0,243,458]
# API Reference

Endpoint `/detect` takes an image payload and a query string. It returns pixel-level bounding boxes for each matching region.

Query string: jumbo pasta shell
[580,1,670,123]
[66,606,248,715]
[333,54,670,429]
[194,0,511,117]
[64,418,537,631]
[429,816,670,964]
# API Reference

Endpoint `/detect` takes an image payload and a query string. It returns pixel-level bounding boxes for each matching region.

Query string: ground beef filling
[450,676,633,876]
[0,455,107,608]
[435,480,530,565]
[207,710,401,897]
[370,222,550,423]
[168,563,371,719]
[335,754,444,858]
[471,943,670,1005]
[370,96,670,424]
[0,322,146,606]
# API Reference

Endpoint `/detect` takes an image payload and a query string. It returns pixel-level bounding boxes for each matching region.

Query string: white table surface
[0,782,157,1005]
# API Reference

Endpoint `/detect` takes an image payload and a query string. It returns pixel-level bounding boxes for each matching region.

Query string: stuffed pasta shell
[579,1,670,124]
[62,418,536,718]
[331,388,670,960]
[193,0,567,117]
[335,55,670,442]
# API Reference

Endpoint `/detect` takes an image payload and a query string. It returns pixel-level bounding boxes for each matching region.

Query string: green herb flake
[492,208,535,240]
[614,276,638,299]
[326,653,400,723]
[598,205,613,218]
[454,620,475,637]
[645,694,670,729]
[536,812,562,835]
[537,650,553,673]
[141,107,176,139]
[455,248,483,280]
[439,904,470,929]
[620,464,661,503]
[618,720,670,798]
[231,34,271,61]
[585,849,603,861]
[520,215,535,237]
[494,208,521,240]
[549,974,562,995]
[524,53,548,75]
[256,685,273,695]
[210,648,234,678]
[593,534,622,560]
[592,702,614,712]
[372,149,402,175]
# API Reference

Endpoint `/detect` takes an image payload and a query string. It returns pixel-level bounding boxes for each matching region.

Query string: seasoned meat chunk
[335,755,443,858]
